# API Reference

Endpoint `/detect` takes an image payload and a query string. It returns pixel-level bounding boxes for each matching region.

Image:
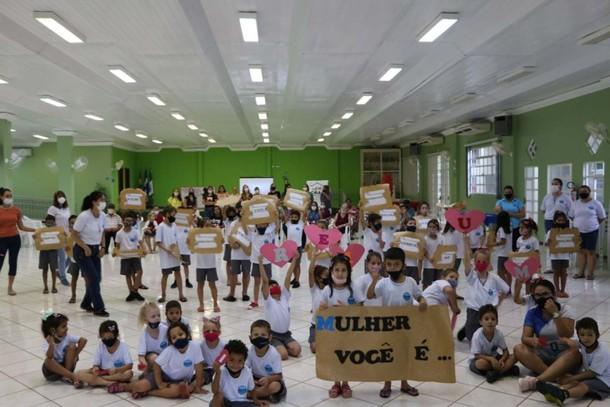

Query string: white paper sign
[250,203,270,219]
[400,236,420,253]
[364,190,386,207]
[126,193,142,207]
[195,234,216,249]
[440,252,455,265]
[41,232,60,245]
[175,213,190,226]
[287,193,304,207]
[380,209,398,222]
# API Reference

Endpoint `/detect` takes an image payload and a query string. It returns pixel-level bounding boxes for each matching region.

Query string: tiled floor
[0,245,609,406]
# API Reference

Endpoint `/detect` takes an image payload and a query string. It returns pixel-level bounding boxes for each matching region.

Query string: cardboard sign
[315,305,455,382]
[261,240,298,267]
[329,243,365,266]
[548,228,581,254]
[34,227,66,251]
[241,199,278,225]
[228,222,251,249]
[114,247,145,258]
[359,184,392,212]
[445,208,485,234]
[119,188,147,210]
[283,188,311,213]
[216,194,240,208]
[175,209,194,227]
[65,236,75,258]
[505,252,541,282]
[377,206,401,226]
[305,243,332,262]
[187,227,224,254]
[432,245,457,269]
[252,194,280,207]
[415,216,431,232]
[304,224,342,250]
[392,232,424,260]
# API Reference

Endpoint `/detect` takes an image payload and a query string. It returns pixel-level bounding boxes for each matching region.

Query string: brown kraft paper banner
[187,227,224,254]
[432,244,458,270]
[359,184,392,212]
[34,227,67,251]
[392,232,424,260]
[283,188,311,213]
[119,188,147,210]
[315,305,455,382]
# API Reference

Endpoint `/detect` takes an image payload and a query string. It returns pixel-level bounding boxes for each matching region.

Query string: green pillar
[56,135,75,206]
[0,119,12,188]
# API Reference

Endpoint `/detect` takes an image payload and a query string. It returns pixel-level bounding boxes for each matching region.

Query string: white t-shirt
[200,339,226,367]
[156,222,180,269]
[545,230,570,261]
[310,286,324,323]
[363,228,383,254]
[73,209,105,245]
[423,235,441,269]
[138,325,169,356]
[264,289,291,333]
[319,284,363,307]
[541,193,573,221]
[382,225,398,251]
[571,199,607,233]
[517,235,539,253]
[93,341,133,370]
[285,221,305,248]
[354,273,382,306]
[441,230,464,259]
[230,223,250,261]
[176,225,191,256]
[469,327,507,361]
[155,341,203,381]
[464,271,509,310]
[115,228,141,257]
[495,228,510,257]
[196,253,217,269]
[468,225,485,249]
[374,276,421,306]
[47,206,71,232]
[423,279,451,305]
[415,216,431,231]
[103,213,122,229]
[43,334,80,363]
[580,342,610,387]
[250,224,276,265]
[219,365,255,402]
[246,345,282,378]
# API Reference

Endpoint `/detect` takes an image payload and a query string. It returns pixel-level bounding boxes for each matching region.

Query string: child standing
[211,340,259,407]
[414,201,431,231]
[174,214,194,289]
[37,214,60,294]
[494,211,512,289]
[225,215,251,302]
[200,317,225,385]
[137,302,168,372]
[223,206,238,286]
[155,206,186,303]
[367,247,426,398]
[422,219,441,289]
[143,212,158,253]
[402,218,421,283]
[442,222,465,272]
[103,203,122,253]
[247,319,287,403]
[114,211,145,302]
[282,210,306,288]
[67,215,81,304]
[260,253,302,359]
[77,320,134,387]
[307,257,329,353]
[514,218,540,304]
[249,223,276,309]
[363,213,384,254]
[354,251,383,306]
[193,219,220,313]
[546,211,571,298]
[469,304,519,383]
[41,312,86,386]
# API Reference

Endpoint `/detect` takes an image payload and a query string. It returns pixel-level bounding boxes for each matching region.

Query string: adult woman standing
[570,185,607,280]
[0,187,35,295]
[167,188,182,208]
[72,191,109,317]
[47,191,71,286]
[321,185,332,214]
[240,185,253,202]
[203,185,217,218]
[184,188,197,209]
[494,185,525,250]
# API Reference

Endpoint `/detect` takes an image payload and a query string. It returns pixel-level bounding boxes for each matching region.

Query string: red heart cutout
[504,256,541,282]
[445,208,486,234]
[261,240,298,267]
[304,225,342,250]
[329,243,365,267]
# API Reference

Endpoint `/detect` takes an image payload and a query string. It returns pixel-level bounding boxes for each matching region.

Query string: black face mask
[250,336,270,349]
[406,226,417,232]
[102,337,117,348]
[535,296,560,310]
[504,193,513,200]
[373,223,382,231]
[174,338,189,349]
[257,227,266,235]
[227,213,236,221]
[291,219,299,224]
[167,216,176,223]
[554,222,568,229]
[388,271,402,281]
[148,321,160,329]
[579,192,589,199]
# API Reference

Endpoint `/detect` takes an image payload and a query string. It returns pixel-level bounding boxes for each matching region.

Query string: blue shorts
[580,230,599,251]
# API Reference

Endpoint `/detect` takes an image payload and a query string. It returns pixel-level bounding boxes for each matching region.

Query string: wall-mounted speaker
[494,115,513,136]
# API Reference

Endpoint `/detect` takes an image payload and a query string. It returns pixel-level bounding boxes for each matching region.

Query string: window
[427,152,450,220]
[547,163,572,193]
[404,156,419,196]
[467,145,498,195]
[524,166,539,224]
[583,161,605,202]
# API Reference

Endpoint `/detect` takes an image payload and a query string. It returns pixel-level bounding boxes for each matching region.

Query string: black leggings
[0,235,21,276]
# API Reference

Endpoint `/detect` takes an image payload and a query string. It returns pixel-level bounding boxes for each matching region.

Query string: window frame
[466,144,499,196]
[583,161,605,202]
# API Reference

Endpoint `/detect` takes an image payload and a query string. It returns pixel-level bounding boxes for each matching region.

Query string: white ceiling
[1,0,610,150]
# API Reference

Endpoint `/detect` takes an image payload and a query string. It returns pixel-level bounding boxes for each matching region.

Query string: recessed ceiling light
[323,131,332,137]
[0,76,7,85]
[341,111,354,120]
[379,65,403,82]
[33,11,85,43]
[33,134,49,140]
[152,139,163,144]
[199,132,208,138]
[255,94,266,106]
[135,132,148,139]
[108,65,136,83]
[187,123,199,130]
[171,112,185,120]
[263,138,270,144]
[40,95,67,107]
[208,138,217,143]
[496,66,536,84]
[356,93,373,105]
[258,112,268,120]
[331,123,341,129]
[239,12,259,42]
[147,94,165,106]
[262,132,269,138]
[418,12,459,43]
[10,129,16,133]
[450,92,478,105]
[261,123,269,130]
[114,123,129,132]
[317,138,325,142]
[84,113,104,121]
[579,24,610,45]
[420,109,441,118]
[249,65,263,82]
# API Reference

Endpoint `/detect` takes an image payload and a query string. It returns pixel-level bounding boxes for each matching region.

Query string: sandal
[197,306,205,312]
[328,384,342,398]
[341,383,352,398]
[157,297,166,303]
[179,297,188,303]
[43,288,49,294]
[379,388,392,398]
[52,288,58,293]
[107,382,125,394]
[400,385,419,397]
[68,297,76,304]
[573,273,584,279]
[132,391,148,399]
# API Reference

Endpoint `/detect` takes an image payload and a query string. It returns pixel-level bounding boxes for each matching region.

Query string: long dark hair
[496,211,511,234]
[328,255,353,298]
[41,312,69,337]
[0,187,11,205]
[81,190,105,211]
[53,190,68,209]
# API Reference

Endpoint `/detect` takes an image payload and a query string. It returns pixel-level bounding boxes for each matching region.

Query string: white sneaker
[518,376,537,392]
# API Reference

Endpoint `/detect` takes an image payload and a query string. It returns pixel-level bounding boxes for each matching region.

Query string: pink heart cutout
[304,225,342,250]
[445,208,486,234]
[329,243,365,267]
[261,240,298,267]
[504,256,541,282]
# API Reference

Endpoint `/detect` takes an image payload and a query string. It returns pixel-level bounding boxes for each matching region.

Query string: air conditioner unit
[454,121,491,136]
[417,135,444,146]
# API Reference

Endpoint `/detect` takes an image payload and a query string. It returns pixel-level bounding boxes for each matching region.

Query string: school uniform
[374,276,421,306]
[142,341,203,389]
[223,219,236,262]
[468,327,508,376]
[103,213,122,250]
[218,364,255,405]
[196,252,218,282]
[354,273,383,306]
[115,228,142,276]
[246,345,286,402]
[250,224,275,278]
[579,342,610,400]
[423,235,441,287]
[319,284,363,307]
[363,228,383,254]
[517,235,539,253]
[200,339,226,384]
[441,230,464,271]
[545,230,570,271]
[423,279,451,305]
[463,271,509,341]
[156,222,180,273]
[93,341,132,370]
[264,289,297,347]
[495,227,510,273]
[309,285,324,344]
[230,223,251,275]
[468,225,485,253]
[42,334,80,380]
[176,224,191,266]
[138,324,169,357]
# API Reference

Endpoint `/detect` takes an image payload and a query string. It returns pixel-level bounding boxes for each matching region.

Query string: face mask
[535,296,552,309]
[107,209,115,215]
[148,321,160,329]
[311,206,318,211]
[204,331,220,342]
[504,193,513,200]
[97,201,106,211]
[57,197,66,205]
[475,260,488,273]
[124,221,133,227]
[250,336,270,349]
[174,338,189,349]
[373,223,382,231]
[448,279,458,288]
[2,198,13,207]
[257,226,267,235]
[368,264,382,274]
[554,222,568,229]
[579,192,589,199]
[388,271,402,281]
[332,276,347,285]
[291,219,299,224]
[102,337,117,348]
[167,216,176,223]
[406,225,417,232]
[551,185,560,193]
[269,285,281,296]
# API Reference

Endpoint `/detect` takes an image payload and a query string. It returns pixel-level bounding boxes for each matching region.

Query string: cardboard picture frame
[175,208,194,227]
[283,188,311,213]
[377,205,401,226]
[432,244,457,269]
[241,198,278,225]
[34,227,67,251]
[187,227,224,254]
[228,223,251,251]
[359,184,392,212]
[548,228,581,254]
[119,188,147,210]
[392,232,424,260]
[216,194,240,208]
[486,228,497,249]
[113,247,145,258]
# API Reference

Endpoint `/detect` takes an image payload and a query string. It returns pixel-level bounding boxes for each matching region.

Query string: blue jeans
[73,244,105,312]
[57,249,68,281]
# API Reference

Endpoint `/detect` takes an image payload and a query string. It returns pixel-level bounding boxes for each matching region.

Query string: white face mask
[57,197,66,205]
[551,185,560,193]
[97,201,107,211]
[2,198,13,207]
[332,275,347,285]
[107,209,115,215]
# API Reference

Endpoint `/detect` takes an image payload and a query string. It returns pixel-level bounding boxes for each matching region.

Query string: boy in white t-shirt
[191,218,220,313]
[174,214,194,290]
[247,320,287,403]
[249,223,276,309]
[211,339,259,407]
[423,268,460,315]
[363,213,384,254]
[545,211,571,298]
[225,211,252,303]
[114,211,145,302]
[155,206,186,303]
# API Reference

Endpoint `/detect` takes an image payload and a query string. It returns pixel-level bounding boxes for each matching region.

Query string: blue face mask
[448,279,458,288]
[174,338,189,349]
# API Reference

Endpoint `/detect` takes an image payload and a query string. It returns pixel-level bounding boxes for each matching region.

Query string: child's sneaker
[536,381,567,406]
[185,279,193,288]
[134,292,145,301]
[485,370,501,384]
[518,376,537,392]
[248,301,259,310]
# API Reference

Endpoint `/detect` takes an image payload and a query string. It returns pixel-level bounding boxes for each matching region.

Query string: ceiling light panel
[171,112,185,120]
[40,96,66,107]
[84,114,103,121]
[249,65,263,82]
[341,112,354,120]
[356,93,373,105]
[378,65,403,82]
[108,66,136,83]
[135,132,148,139]
[418,12,459,43]
[147,94,165,106]
[239,12,259,42]
[114,123,129,131]
[33,134,49,140]
[152,139,163,144]
[33,11,85,43]
[255,94,266,106]
[258,112,268,120]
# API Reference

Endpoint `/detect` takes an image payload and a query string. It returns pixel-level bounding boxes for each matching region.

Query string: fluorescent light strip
[331,123,341,129]
[258,112,268,120]
[208,138,217,143]
[418,12,459,43]
[199,132,208,138]
[579,24,610,45]
[33,134,49,140]
[0,76,7,85]
[323,131,332,137]
[379,65,403,82]
[249,66,263,82]
[171,112,185,120]
[187,123,198,130]
[10,129,16,133]
[356,93,372,105]
[262,132,269,138]
[33,11,85,43]
[135,132,148,139]
[147,94,165,106]
[239,12,259,42]
[317,138,325,142]
[341,111,354,120]
[108,66,136,83]
[40,96,67,107]
[497,66,536,84]
[84,114,104,121]
[450,92,477,105]
[152,139,163,144]
[255,94,266,106]
[114,124,129,132]
[261,123,269,130]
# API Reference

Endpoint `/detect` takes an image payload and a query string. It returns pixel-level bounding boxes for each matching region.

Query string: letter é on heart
[319,234,329,245]
[457,217,471,230]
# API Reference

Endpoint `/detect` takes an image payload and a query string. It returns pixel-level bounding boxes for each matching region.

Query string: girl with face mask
[48,190,71,286]
[571,185,607,280]
[156,207,186,303]
[546,211,571,298]
[422,219,441,290]
[363,213,384,254]
[354,251,383,306]
[167,189,183,209]
[137,303,168,373]
[513,219,540,305]
[307,202,320,224]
